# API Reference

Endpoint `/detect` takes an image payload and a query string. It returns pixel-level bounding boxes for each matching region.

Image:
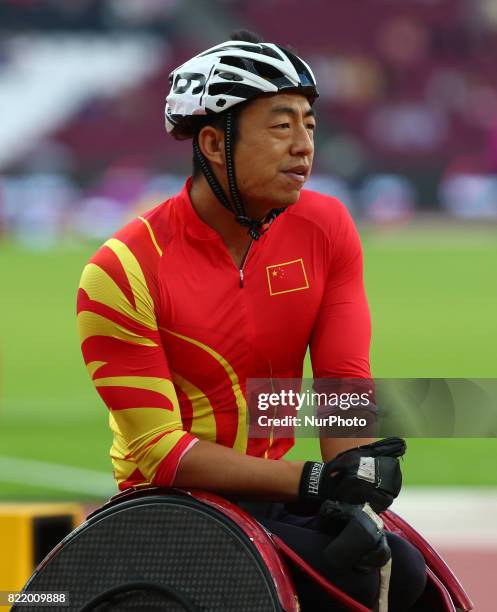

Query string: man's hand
[298,437,406,512]
[320,500,391,572]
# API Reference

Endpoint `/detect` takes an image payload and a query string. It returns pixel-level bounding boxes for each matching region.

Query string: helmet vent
[221,56,247,70]
[259,45,282,60]
[251,60,283,81]
[217,71,243,82]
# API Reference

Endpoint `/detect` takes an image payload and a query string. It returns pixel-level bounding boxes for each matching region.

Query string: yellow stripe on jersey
[110,406,182,443]
[86,360,107,379]
[106,405,187,481]
[109,412,128,455]
[77,311,158,347]
[139,216,163,257]
[109,413,136,480]
[95,375,179,408]
[163,328,247,454]
[104,238,157,330]
[171,371,217,443]
[80,262,141,323]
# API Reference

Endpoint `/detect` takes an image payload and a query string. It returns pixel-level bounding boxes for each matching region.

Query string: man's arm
[77,228,304,498]
[320,437,373,462]
[309,202,375,462]
[77,234,199,487]
[174,440,303,500]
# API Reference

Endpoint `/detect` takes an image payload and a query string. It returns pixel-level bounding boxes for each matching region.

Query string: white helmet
[165,39,318,139]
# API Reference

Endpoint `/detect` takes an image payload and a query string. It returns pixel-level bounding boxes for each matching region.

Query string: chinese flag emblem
[266,259,309,296]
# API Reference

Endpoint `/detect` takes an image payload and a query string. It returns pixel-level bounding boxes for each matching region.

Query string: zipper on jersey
[239,240,253,288]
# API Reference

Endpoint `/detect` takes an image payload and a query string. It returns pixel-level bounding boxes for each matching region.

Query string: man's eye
[307,123,316,131]
[273,123,290,129]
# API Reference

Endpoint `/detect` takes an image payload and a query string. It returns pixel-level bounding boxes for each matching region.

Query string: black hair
[192,29,263,178]
[229,29,263,44]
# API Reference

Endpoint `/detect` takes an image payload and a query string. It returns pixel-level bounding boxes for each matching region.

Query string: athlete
[77,31,426,611]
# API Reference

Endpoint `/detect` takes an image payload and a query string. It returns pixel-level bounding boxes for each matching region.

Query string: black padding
[15,495,282,611]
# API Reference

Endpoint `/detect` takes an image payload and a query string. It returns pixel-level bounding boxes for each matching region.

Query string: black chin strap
[193,137,232,213]
[224,111,246,220]
[193,111,285,240]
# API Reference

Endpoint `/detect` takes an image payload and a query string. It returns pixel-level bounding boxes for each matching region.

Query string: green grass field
[1,223,497,500]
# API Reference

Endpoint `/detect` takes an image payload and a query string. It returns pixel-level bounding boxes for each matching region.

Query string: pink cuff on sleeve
[153,433,199,487]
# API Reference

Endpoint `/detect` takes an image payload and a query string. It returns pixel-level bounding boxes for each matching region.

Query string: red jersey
[77,178,371,490]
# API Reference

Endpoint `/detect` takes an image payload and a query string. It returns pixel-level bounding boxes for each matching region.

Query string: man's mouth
[281,165,309,185]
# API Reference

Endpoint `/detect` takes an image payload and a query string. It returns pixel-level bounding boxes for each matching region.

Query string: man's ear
[197,125,225,169]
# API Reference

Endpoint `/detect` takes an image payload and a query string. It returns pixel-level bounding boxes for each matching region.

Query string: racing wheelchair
[15,486,473,611]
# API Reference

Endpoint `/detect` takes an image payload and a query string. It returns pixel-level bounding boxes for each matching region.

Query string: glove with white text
[298,437,406,513]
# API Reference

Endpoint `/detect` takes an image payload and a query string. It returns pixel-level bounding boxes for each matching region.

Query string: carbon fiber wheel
[15,494,284,612]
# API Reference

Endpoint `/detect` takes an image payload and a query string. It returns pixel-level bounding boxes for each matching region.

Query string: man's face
[233,93,316,212]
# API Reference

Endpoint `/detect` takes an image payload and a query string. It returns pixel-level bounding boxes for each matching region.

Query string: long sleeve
[77,228,198,489]
[310,204,371,380]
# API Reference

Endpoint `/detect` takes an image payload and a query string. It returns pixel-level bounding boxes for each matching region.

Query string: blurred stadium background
[0,0,496,609]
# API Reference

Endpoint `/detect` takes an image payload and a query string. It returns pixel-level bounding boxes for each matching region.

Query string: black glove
[319,500,391,573]
[298,437,406,513]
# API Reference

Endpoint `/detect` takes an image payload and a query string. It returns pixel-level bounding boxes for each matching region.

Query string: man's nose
[290,124,314,157]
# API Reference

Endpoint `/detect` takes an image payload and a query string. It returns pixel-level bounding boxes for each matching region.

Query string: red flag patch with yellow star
[266,258,309,296]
